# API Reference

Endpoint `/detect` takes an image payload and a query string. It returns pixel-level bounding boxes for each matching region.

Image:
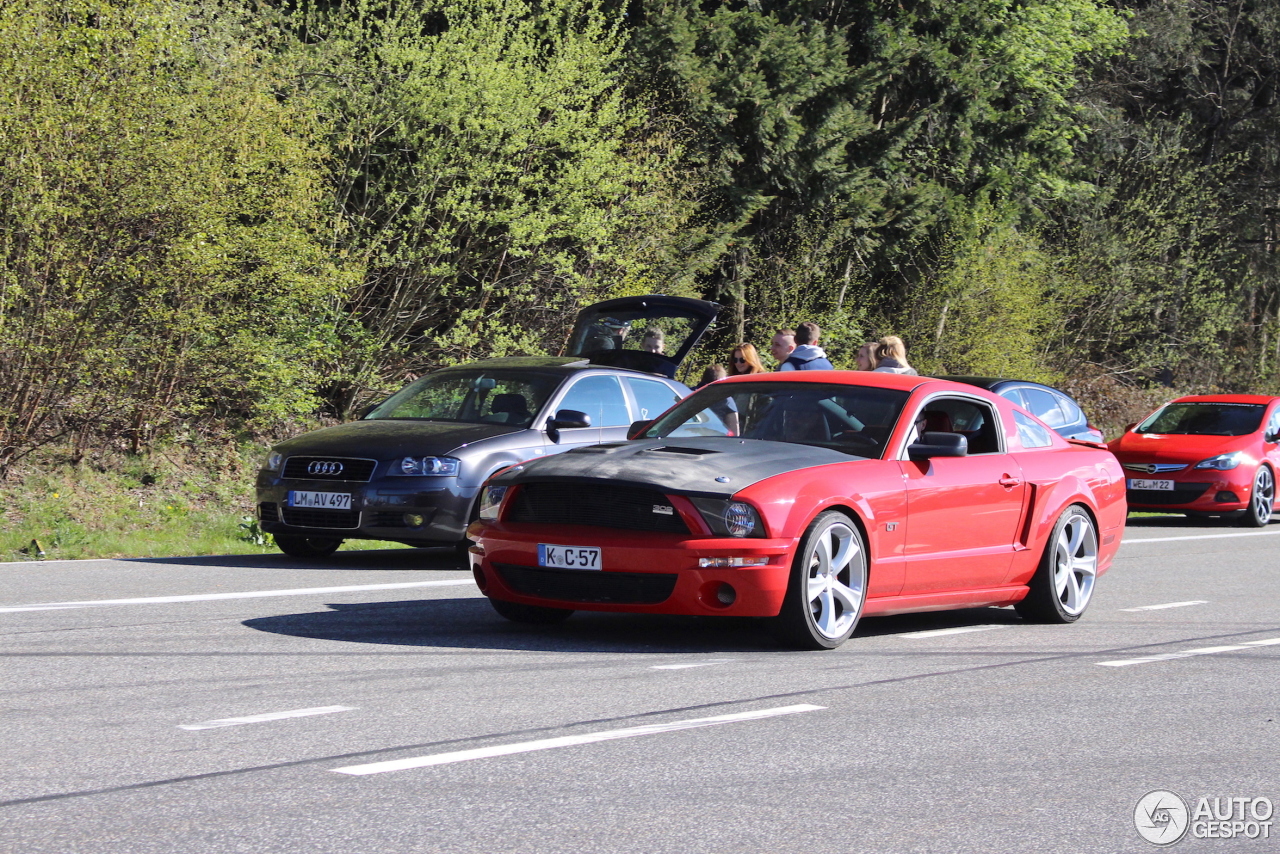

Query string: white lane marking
[1120,600,1209,612]
[180,705,356,731]
[1097,637,1280,667]
[1122,530,1280,545]
[331,704,826,775]
[901,625,1008,639]
[0,579,475,613]
[651,659,734,670]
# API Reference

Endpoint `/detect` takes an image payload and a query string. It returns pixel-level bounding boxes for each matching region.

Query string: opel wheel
[770,510,867,650]
[1016,505,1097,623]
[1239,466,1274,528]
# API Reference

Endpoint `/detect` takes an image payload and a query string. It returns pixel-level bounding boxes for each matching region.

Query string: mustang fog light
[698,556,769,568]
[403,513,425,527]
[725,502,757,537]
[715,583,737,605]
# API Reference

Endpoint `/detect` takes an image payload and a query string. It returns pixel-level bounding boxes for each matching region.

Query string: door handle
[999,475,1022,488]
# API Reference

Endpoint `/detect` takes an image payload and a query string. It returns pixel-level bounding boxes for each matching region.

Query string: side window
[625,377,681,420]
[997,387,1027,408]
[913,397,1003,454]
[1014,410,1055,449]
[1021,387,1068,428]
[556,375,630,427]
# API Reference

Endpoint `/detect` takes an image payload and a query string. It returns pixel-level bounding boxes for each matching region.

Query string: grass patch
[0,439,410,562]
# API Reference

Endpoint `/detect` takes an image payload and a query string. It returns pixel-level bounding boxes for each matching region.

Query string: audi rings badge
[307,460,345,476]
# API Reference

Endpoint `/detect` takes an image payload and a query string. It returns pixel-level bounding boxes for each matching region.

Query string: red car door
[900,396,1026,594]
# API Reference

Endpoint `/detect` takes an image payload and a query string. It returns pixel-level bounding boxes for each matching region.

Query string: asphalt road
[2,516,1278,854]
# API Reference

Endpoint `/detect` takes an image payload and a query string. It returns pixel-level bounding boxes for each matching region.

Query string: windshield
[366,370,561,427]
[639,382,909,458]
[1135,402,1265,436]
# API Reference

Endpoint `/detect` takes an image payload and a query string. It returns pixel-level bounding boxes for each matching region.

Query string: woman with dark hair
[728,342,765,375]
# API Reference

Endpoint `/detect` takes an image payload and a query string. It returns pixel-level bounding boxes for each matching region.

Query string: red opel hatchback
[1108,394,1280,526]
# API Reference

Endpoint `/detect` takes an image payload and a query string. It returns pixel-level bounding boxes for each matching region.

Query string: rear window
[1136,403,1265,437]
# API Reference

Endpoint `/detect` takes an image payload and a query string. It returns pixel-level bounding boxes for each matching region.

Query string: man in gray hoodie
[779,322,834,370]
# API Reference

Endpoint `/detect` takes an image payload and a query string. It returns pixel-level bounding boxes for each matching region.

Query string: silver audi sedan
[255,296,718,557]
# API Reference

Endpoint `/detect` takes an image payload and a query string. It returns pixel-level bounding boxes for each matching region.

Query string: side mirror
[907,432,968,460]
[546,409,591,443]
[628,419,652,440]
[1266,431,1280,444]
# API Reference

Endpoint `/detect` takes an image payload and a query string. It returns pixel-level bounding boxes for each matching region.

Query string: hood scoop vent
[643,445,719,456]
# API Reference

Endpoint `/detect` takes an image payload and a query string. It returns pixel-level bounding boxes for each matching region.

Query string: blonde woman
[872,336,917,375]
[855,342,879,371]
[728,342,766,375]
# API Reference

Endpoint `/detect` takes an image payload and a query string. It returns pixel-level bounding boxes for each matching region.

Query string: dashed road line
[900,625,1008,639]
[1097,637,1280,667]
[0,579,475,612]
[330,704,826,775]
[1120,600,1209,612]
[180,705,356,731]
[651,659,734,670]
[1122,530,1280,545]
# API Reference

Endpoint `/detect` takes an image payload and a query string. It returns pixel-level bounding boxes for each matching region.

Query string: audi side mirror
[546,409,592,443]
[907,432,968,460]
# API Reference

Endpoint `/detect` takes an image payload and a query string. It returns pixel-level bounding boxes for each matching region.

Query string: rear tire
[1238,466,1274,527]
[1015,505,1097,623]
[488,597,574,624]
[769,510,867,650]
[274,534,342,558]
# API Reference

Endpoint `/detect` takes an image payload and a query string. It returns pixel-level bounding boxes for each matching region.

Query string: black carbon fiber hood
[493,437,858,497]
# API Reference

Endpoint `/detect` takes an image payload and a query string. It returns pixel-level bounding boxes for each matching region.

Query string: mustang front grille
[495,564,678,605]
[281,456,377,482]
[508,482,690,533]
[280,507,361,529]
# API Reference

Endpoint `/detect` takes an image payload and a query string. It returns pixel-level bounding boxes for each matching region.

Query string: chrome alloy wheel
[803,519,866,639]
[1251,466,1274,525]
[1051,510,1098,616]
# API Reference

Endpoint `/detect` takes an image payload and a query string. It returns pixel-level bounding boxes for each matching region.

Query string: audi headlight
[393,456,461,476]
[1194,452,1243,471]
[479,484,509,521]
[689,497,766,538]
[264,451,283,471]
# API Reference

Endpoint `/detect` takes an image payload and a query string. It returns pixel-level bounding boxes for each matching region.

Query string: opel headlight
[479,485,509,521]
[1194,452,1243,471]
[264,451,283,471]
[393,456,461,476]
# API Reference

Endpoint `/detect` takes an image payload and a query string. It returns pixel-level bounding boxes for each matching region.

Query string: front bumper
[469,522,796,617]
[255,472,478,544]
[1124,471,1253,512]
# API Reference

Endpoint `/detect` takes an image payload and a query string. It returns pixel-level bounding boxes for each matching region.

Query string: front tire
[274,534,342,558]
[1016,505,1097,623]
[1239,466,1274,527]
[770,511,867,650]
[488,597,574,624]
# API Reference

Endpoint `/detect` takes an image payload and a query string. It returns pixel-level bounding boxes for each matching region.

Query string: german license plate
[538,544,601,570]
[289,491,353,509]
[1128,479,1174,491]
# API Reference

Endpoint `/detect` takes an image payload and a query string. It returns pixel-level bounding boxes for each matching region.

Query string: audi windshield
[365,370,560,427]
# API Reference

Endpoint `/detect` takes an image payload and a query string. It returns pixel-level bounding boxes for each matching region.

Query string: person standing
[728,343,766,375]
[855,342,879,371]
[779,322,834,371]
[694,364,739,434]
[769,328,796,369]
[872,335,917,375]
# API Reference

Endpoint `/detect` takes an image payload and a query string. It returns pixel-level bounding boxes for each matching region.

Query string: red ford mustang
[468,372,1126,649]
[1109,394,1280,526]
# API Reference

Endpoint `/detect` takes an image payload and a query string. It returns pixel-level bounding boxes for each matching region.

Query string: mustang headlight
[393,456,461,476]
[1194,452,1243,471]
[264,451,283,471]
[689,497,766,538]
[478,484,509,521]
